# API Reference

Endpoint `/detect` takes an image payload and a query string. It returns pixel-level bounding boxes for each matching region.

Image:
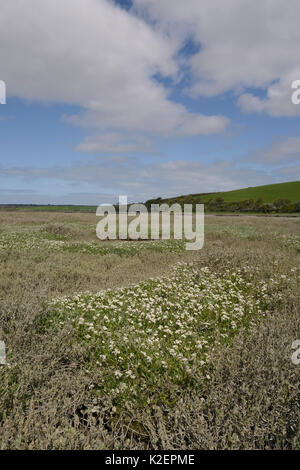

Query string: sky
[1,0,300,205]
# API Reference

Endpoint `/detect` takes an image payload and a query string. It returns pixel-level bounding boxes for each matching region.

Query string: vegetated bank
[145,181,300,214]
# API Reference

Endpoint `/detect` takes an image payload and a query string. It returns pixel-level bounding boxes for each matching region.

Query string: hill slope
[145,181,300,213]
[147,181,300,204]
[198,181,300,203]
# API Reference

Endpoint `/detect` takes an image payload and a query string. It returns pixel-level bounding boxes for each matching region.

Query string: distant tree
[273,198,291,212]
[292,201,300,212]
[262,203,276,213]
[254,197,264,212]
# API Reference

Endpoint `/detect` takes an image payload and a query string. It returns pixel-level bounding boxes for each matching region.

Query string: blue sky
[1,0,300,204]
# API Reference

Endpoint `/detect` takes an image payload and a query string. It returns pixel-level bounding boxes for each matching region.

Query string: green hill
[194,181,300,204]
[145,181,300,213]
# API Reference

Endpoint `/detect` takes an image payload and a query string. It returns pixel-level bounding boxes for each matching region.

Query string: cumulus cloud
[133,0,300,117]
[2,0,299,205]
[0,0,229,138]
[238,74,300,116]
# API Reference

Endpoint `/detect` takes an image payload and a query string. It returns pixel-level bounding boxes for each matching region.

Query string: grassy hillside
[148,181,300,204]
[146,181,300,213]
[195,181,300,204]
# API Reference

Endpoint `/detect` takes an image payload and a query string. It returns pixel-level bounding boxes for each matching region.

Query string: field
[0,211,299,449]
[0,204,97,213]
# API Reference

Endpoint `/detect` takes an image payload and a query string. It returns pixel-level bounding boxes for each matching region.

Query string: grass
[0,211,299,449]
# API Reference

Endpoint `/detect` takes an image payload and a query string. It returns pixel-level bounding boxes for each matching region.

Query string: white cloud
[0,0,229,137]
[75,132,155,154]
[0,157,273,202]
[246,137,300,165]
[134,0,300,117]
[238,74,300,116]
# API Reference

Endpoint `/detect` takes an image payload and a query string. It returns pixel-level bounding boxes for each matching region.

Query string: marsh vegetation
[0,211,299,449]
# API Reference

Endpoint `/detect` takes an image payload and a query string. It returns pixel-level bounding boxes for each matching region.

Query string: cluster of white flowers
[0,230,184,255]
[0,231,65,251]
[46,262,291,406]
[281,234,300,252]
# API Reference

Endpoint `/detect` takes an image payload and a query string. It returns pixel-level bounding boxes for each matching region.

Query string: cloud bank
[0,0,229,149]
